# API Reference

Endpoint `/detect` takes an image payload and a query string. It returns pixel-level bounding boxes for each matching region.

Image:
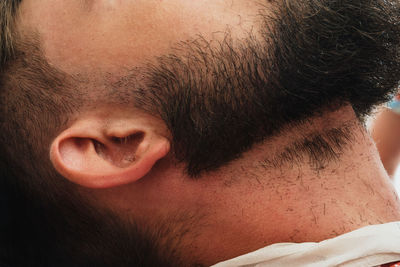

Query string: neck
[189,106,400,265]
[88,106,400,266]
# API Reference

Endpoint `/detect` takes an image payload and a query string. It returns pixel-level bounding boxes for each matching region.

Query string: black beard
[128,0,400,176]
[2,0,400,266]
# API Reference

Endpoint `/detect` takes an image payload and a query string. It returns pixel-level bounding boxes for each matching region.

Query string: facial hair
[125,0,400,176]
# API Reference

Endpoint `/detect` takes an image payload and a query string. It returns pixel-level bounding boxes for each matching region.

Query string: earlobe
[50,119,170,189]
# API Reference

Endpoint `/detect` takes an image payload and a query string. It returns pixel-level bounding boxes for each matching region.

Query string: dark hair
[1,0,400,266]
[0,1,22,63]
[138,0,400,175]
[0,6,185,267]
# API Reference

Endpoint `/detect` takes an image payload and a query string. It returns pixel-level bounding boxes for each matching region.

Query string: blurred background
[369,94,400,195]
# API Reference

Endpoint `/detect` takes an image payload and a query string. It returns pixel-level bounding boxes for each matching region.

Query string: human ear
[49,116,170,189]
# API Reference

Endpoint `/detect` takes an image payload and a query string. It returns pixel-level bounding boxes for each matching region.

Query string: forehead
[17,0,263,74]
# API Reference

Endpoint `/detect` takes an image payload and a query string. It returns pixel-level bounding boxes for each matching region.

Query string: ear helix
[50,129,170,189]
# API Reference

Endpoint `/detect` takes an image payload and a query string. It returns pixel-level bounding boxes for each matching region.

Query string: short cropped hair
[1,0,400,265]
[0,1,21,63]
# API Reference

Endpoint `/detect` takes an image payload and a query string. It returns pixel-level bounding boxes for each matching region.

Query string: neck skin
[89,105,400,266]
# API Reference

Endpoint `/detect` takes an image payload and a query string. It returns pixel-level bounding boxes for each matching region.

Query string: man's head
[1,0,400,266]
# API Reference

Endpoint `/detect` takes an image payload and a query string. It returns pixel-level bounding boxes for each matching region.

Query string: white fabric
[212,222,400,267]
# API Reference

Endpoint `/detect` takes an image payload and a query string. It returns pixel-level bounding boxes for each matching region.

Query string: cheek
[19,0,91,72]
[21,0,263,74]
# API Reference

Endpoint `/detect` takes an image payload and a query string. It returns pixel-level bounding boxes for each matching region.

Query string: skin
[18,0,263,74]
[371,107,400,178]
[16,0,400,265]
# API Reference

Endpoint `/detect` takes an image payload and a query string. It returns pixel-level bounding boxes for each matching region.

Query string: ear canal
[94,132,145,168]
